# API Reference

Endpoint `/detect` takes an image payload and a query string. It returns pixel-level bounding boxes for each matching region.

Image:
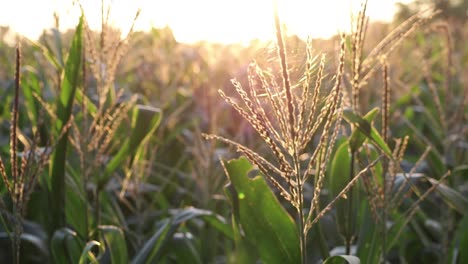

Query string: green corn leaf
[51,28,65,67]
[0,232,48,259]
[170,207,233,240]
[102,105,162,186]
[99,191,126,226]
[229,214,258,264]
[225,183,258,263]
[21,66,41,126]
[127,105,162,156]
[98,225,128,264]
[65,182,88,238]
[223,157,300,264]
[51,228,83,264]
[449,215,468,263]
[323,255,361,264]
[359,144,384,186]
[329,140,353,237]
[169,233,202,264]
[131,207,229,264]
[75,89,97,115]
[427,178,468,215]
[356,201,381,264]
[348,107,379,152]
[78,241,102,264]
[393,173,468,215]
[343,108,392,157]
[55,18,83,130]
[131,219,172,264]
[49,14,83,235]
[28,38,62,70]
[65,164,89,238]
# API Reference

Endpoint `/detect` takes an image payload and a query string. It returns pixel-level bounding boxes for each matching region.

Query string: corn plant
[0,45,52,264]
[326,2,468,263]
[203,3,387,263]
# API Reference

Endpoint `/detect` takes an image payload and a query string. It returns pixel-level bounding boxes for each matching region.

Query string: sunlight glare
[0,0,410,44]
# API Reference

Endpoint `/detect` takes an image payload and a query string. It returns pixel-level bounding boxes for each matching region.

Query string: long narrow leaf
[49,15,83,234]
[51,228,83,264]
[99,225,128,264]
[131,219,172,264]
[223,157,300,264]
[78,241,102,264]
[343,108,392,157]
[323,255,360,264]
[427,178,468,215]
[101,105,161,186]
[329,140,353,237]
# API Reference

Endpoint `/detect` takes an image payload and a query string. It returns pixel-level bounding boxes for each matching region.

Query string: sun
[0,0,407,44]
[138,0,346,44]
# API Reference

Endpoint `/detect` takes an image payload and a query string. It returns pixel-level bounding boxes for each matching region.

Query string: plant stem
[345,153,356,255]
[293,151,306,264]
[95,187,102,228]
[315,214,330,260]
[298,184,306,264]
[382,163,388,260]
[273,2,306,262]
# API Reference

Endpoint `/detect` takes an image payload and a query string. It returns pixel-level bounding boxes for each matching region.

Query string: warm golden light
[0,0,412,44]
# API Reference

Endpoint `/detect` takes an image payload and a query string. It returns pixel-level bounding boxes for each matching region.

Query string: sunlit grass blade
[49,15,83,233]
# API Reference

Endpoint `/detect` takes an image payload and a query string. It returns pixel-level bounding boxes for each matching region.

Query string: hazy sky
[0,0,412,44]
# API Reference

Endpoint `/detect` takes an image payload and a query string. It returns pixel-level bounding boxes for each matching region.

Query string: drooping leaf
[349,107,379,152]
[102,105,162,186]
[99,225,128,264]
[170,207,233,240]
[131,219,171,264]
[78,241,102,264]
[427,178,468,215]
[393,173,468,215]
[0,232,48,260]
[131,207,231,264]
[323,255,361,264]
[223,157,300,264]
[343,108,392,157]
[51,228,83,264]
